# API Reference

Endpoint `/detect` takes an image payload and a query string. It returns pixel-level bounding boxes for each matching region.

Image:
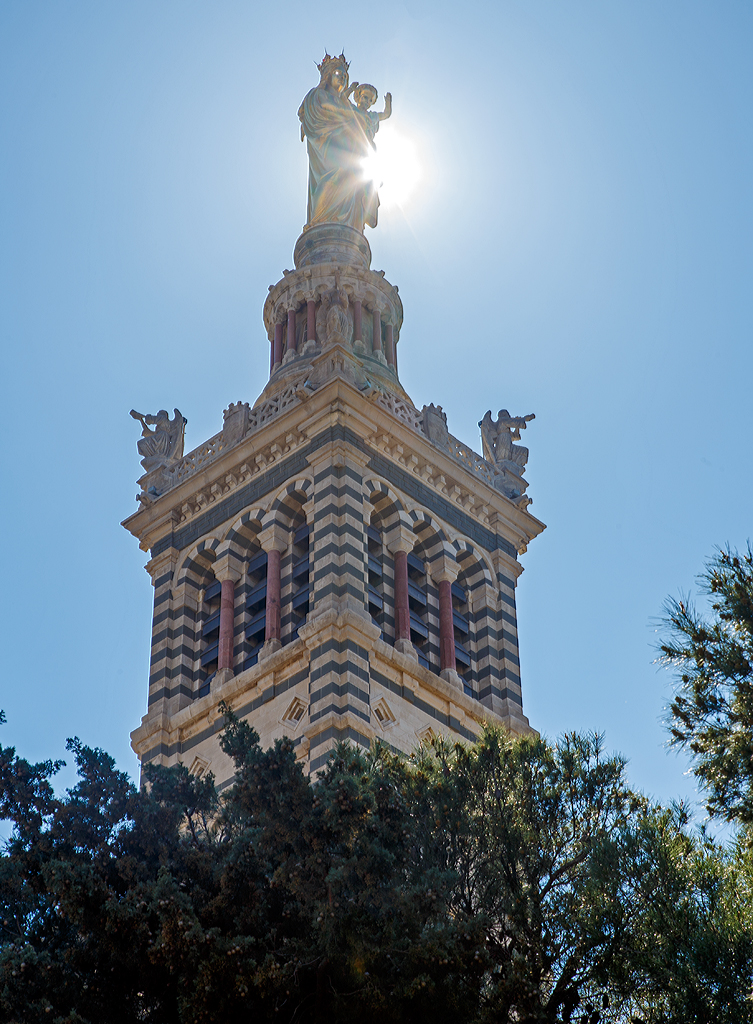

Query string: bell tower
[123,60,545,785]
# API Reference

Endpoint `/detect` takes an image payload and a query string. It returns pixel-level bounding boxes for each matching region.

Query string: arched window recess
[451,578,473,697]
[290,520,310,641]
[244,548,268,669]
[407,550,431,671]
[367,521,384,632]
[198,578,222,697]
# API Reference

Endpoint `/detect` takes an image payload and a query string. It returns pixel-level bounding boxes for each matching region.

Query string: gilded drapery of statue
[298,54,391,233]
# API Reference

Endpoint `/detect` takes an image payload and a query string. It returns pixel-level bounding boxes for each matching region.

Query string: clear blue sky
[2,1,751,820]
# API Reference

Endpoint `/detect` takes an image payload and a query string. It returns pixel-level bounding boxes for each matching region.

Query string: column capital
[384,523,415,555]
[259,522,288,553]
[213,552,243,584]
[491,548,524,582]
[431,552,459,584]
[144,547,179,583]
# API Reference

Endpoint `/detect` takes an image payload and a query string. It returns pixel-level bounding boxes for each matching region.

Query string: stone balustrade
[172,431,228,484]
[139,378,527,510]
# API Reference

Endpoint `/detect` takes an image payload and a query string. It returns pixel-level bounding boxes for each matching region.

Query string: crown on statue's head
[317,51,350,73]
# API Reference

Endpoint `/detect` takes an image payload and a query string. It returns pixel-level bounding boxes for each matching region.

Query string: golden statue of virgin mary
[298,54,380,233]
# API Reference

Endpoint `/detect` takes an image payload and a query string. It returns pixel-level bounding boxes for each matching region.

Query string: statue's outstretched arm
[499,413,533,429]
[512,414,535,430]
[379,92,392,120]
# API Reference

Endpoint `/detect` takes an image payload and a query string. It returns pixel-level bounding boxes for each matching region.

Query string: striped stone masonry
[307,441,371,620]
[125,373,545,787]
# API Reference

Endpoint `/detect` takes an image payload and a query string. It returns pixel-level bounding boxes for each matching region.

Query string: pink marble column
[385,324,395,367]
[287,307,297,355]
[273,322,283,367]
[218,578,236,671]
[306,299,316,346]
[372,307,382,354]
[265,548,282,642]
[353,299,362,343]
[394,549,410,642]
[438,579,457,673]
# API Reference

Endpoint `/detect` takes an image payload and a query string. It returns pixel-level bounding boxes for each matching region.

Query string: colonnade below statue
[269,296,398,373]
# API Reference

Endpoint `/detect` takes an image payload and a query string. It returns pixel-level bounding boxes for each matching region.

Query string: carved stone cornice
[123,377,545,562]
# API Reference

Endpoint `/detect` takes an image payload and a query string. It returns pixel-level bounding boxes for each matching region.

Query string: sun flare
[362,129,421,208]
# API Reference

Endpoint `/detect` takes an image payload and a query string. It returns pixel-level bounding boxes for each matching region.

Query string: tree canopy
[2,705,751,1023]
[660,544,753,826]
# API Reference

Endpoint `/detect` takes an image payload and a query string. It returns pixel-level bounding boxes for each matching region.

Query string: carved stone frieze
[367,428,495,527]
[135,379,313,504]
[174,427,308,525]
[264,261,402,351]
[132,364,534,518]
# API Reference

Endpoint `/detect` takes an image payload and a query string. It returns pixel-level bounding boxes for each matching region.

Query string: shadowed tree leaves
[1,709,751,1023]
[660,545,753,826]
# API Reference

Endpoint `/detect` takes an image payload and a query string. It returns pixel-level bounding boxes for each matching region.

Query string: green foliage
[660,545,753,825]
[1,708,751,1023]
